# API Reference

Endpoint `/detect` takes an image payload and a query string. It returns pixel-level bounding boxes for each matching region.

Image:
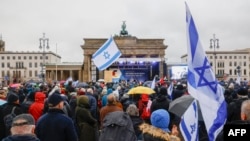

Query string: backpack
[4,107,16,129]
[99,111,137,141]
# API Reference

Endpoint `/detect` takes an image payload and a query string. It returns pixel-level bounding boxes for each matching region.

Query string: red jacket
[29,92,46,122]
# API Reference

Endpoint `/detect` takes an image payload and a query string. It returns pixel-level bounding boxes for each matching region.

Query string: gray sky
[0,0,249,63]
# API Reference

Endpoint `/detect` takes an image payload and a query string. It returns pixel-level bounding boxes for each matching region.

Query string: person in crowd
[0,92,23,139]
[126,104,144,140]
[171,83,185,100]
[75,95,98,141]
[0,88,7,100]
[85,88,97,119]
[35,92,78,141]
[227,87,249,123]
[21,91,36,113]
[99,93,123,128]
[101,88,113,107]
[139,109,180,141]
[2,113,40,141]
[28,92,46,123]
[150,87,170,113]
[99,111,137,141]
[216,99,250,141]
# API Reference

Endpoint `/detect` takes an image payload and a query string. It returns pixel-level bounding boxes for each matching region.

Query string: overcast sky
[0,0,249,63]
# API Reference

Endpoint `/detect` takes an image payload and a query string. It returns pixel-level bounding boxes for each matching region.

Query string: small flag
[185,2,227,141]
[150,76,156,90]
[92,37,122,71]
[180,100,199,141]
[167,81,173,100]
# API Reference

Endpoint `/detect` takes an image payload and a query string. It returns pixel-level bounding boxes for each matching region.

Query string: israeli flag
[92,37,122,71]
[167,81,173,100]
[185,2,227,141]
[180,100,198,141]
[150,76,156,90]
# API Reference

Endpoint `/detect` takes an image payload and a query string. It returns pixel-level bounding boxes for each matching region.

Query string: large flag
[180,99,199,141]
[92,37,122,71]
[185,2,227,141]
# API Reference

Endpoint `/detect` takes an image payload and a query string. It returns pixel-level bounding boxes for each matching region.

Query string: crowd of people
[0,78,249,141]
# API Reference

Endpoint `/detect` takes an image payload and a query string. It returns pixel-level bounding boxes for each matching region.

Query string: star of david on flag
[92,37,122,71]
[185,2,227,141]
[180,99,198,141]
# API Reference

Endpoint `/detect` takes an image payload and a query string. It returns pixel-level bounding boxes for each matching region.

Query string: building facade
[0,38,61,84]
[81,35,168,82]
[181,48,250,81]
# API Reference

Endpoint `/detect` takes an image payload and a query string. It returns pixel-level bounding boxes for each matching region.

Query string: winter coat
[99,111,137,141]
[85,93,97,119]
[150,95,170,113]
[29,92,46,122]
[129,115,144,138]
[75,95,98,141]
[2,134,40,141]
[0,103,23,138]
[99,104,123,128]
[35,108,78,141]
[139,123,180,141]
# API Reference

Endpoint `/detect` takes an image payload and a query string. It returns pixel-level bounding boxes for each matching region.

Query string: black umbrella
[169,95,203,121]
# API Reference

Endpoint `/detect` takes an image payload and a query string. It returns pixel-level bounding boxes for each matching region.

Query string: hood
[34,92,46,103]
[139,123,180,141]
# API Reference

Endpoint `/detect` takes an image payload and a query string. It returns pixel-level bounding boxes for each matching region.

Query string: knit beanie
[150,109,170,132]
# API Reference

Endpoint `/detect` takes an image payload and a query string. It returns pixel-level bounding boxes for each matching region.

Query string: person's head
[87,88,93,94]
[126,104,139,116]
[150,109,170,132]
[76,95,90,108]
[237,87,248,98]
[241,100,250,121]
[107,94,116,105]
[48,93,64,109]
[7,92,19,104]
[11,114,35,135]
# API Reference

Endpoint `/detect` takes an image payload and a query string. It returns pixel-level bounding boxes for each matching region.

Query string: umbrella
[9,83,21,88]
[169,95,203,121]
[76,82,89,88]
[127,86,155,95]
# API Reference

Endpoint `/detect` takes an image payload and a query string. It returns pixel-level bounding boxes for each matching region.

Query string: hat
[7,93,19,103]
[237,87,248,96]
[150,109,170,132]
[76,95,90,108]
[12,114,35,127]
[48,93,64,107]
[159,87,167,95]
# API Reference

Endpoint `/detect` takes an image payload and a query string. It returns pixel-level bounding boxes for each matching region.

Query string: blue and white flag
[167,81,173,100]
[180,99,198,141]
[92,37,122,71]
[185,2,227,141]
[150,76,156,90]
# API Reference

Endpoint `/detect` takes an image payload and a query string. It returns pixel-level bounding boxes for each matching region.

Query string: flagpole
[56,43,58,81]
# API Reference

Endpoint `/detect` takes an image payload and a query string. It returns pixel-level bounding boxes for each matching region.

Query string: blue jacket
[35,108,78,141]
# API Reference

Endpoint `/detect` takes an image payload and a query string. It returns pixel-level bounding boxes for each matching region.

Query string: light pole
[236,66,241,85]
[39,33,49,83]
[210,34,219,76]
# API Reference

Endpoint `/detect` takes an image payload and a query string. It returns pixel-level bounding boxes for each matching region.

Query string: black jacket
[2,134,40,141]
